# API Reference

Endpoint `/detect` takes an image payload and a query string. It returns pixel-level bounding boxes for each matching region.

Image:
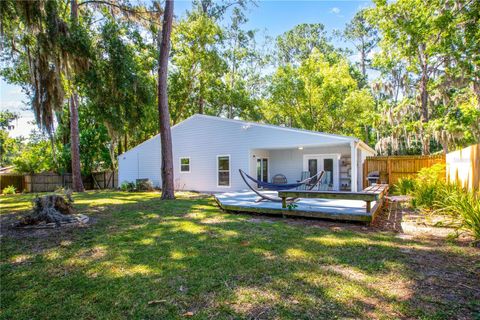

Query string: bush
[120,181,136,192]
[401,163,479,242]
[2,185,16,194]
[394,177,415,195]
[136,179,154,191]
[412,163,446,209]
[435,185,480,241]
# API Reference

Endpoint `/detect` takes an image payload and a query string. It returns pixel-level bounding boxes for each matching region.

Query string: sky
[0,0,372,138]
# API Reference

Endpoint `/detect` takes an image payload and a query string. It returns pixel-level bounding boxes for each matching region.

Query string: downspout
[350,141,358,192]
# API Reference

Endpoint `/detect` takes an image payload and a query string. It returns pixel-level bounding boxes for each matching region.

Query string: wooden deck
[214,191,378,222]
[278,184,388,215]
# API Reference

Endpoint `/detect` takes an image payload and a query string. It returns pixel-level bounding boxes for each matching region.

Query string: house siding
[118,115,367,193]
[269,145,351,188]
[118,135,161,187]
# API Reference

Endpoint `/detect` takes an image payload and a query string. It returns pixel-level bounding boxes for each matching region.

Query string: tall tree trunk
[70,0,84,191]
[420,64,429,123]
[360,38,366,80]
[441,141,448,155]
[109,136,117,171]
[229,48,236,119]
[118,137,123,155]
[70,95,84,191]
[364,125,369,145]
[198,79,204,114]
[199,95,204,114]
[419,64,429,155]
[158,0,175,199]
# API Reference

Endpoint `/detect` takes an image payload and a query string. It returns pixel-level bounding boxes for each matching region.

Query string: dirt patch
[401,241,480,318]
[372,205,475,244]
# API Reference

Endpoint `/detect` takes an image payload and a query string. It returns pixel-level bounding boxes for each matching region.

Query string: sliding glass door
[256,158,268,183]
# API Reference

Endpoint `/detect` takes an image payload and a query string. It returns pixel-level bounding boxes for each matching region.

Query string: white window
[217,155,230,187]
[180,157,190,172]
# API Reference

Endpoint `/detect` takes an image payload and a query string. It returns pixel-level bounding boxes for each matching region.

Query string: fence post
[387,158,392,185]
[362,161,367,189]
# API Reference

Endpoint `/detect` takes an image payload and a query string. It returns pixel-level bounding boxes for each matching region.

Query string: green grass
[1,191,479,319]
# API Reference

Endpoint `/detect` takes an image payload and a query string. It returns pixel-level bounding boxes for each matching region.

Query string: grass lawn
[1,191,479,319]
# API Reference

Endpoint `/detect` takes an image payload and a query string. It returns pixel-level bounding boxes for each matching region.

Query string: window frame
[216,154,231,188]
[179,157,191,173]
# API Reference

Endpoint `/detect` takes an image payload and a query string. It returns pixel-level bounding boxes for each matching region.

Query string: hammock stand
[239,169,325,203]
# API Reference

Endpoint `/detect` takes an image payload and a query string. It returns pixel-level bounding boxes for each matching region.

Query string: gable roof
[181,114,375,153]
[120,114,375,157]
[185,114,353,141]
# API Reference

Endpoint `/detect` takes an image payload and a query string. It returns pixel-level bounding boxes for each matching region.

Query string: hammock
[239,169,325,203]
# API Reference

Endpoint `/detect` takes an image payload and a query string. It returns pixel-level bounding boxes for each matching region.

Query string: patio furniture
[272,174,288,185]
[317,171,331,191]
[299,171,310,181]
[278,184,389,216]
[239,169,325,202]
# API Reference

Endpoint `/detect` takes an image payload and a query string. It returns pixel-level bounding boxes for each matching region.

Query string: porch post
[350,141,358,192]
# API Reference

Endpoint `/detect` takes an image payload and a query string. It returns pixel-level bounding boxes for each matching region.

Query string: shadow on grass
[1,191,479,319]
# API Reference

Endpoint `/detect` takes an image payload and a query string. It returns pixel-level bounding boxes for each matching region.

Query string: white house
[118,114,375,193]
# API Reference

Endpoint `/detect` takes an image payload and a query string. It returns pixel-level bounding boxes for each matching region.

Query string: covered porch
[248,141,369,192]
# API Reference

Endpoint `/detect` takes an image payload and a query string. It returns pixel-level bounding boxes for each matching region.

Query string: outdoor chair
[272,174,288,184]
[317,171,331,191]
[298,171,310,190]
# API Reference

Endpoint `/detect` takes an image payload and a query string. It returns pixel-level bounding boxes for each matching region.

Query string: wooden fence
[0,175,25,192]
[363,154,446,188]
[446,144,479,191]
[91,171,118,189]
[1,171,118,193]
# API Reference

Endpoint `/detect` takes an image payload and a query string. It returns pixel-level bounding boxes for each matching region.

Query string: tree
[340,9,379,81]
[169,9,226,122]
[0,0,91,189]
[264,50,375,135]
[276,24,338,65]
[69,0,84,192]
[158,0,175,199]
[368,0,480,155]
[223,7,262,119]
[13,130,55,174]
[82,17,157,168]
[0,111,23,166]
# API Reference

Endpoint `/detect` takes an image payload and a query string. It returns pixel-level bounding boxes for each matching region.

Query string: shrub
[2,185,16,194]
[394,177,415,195]
[403,162,479,242]
[136,179,154,191]
[120,181,136,192]
[412,163,446,209]
[435,185,480,241]
[416,162,445,182]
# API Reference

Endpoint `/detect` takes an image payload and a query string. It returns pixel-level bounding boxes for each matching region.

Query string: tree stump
[15,191,81,227]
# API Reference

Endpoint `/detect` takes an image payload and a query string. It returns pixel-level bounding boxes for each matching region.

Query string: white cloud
[330,7,340,14]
